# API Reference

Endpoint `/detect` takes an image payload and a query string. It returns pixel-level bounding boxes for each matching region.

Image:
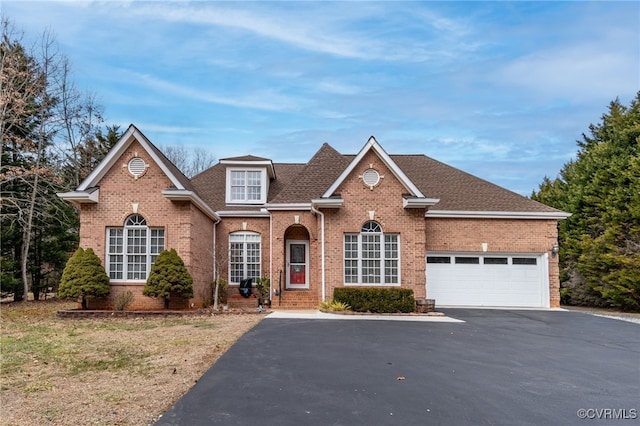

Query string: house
[58,124,570,310]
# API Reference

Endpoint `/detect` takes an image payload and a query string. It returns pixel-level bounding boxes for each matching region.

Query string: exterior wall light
[551,244,560,257]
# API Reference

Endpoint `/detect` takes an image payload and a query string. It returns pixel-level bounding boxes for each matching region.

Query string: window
[455,256,480,264]
[484,257,508,265]
[513,257,537,265]
[106,214,164,281]
[229,232,261,284]
[344,221,399,285]
[427,256,451,264]
[226,168,266,204]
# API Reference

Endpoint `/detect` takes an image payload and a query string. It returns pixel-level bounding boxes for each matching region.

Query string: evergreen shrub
[333,287,415,313]
[58,247,110,309]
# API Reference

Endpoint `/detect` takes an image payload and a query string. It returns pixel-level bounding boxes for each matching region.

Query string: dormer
[220,155,276,205]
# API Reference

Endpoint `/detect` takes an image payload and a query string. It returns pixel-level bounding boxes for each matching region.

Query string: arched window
[106,214,165,281]
[229,232,261,284]
[344,221,399,285]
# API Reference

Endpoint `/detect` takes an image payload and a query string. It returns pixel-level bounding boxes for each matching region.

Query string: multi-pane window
[229,232,261,284]
[106,214,164,281]
[344,221,399,285]
[229,170,263,203]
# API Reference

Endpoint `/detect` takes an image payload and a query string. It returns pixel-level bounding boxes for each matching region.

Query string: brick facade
[77,141,214,310]
[64,127,565,311]
[425,218,560,307]
[322,150,427,301]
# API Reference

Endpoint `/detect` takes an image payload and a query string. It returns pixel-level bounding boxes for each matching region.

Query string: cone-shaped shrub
[59,247,110,309]
[143,249,193,309]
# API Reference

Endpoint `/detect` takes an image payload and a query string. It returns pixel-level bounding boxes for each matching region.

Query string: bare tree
[54,57,104,188]
[161,145,216,178]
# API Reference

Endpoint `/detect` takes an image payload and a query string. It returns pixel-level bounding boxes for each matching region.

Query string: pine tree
[58,247,110,309]
[533,93,640,310]
[143,249,194,309]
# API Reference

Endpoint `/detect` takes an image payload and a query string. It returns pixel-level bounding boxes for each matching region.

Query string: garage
[426,253,549,308]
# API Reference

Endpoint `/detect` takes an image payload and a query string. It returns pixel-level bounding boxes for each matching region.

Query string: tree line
[532,93,640,311]
[0,18,214,302]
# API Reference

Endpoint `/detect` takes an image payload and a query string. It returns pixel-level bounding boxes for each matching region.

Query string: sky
[4,1,639,195]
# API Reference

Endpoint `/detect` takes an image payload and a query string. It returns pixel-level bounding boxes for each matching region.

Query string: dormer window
[226,168,267,204]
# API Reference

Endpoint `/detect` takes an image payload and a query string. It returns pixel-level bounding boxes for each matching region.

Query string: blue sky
[4,1,639,195]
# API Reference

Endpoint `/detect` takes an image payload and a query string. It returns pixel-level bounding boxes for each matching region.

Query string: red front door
[287,241,308,288]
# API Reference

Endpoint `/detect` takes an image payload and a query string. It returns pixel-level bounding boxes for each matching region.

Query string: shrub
[143,249,193,309]
[114,290,134,311]
[318,299,351,312]
[58,248,110,309]
[333,287,415,313]
[255,276,270,300]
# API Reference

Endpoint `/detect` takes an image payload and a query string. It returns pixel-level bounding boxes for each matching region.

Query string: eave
[425,210,572,220]
[264,203,313,211]
[403,197,440,209]
[311,198,345,208]
[57,188,99,204]
[161,189,220,221]
[216,210,272,218]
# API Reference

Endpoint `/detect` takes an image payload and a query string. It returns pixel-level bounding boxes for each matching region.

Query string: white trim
[105,221,164,282]
[310,204,326,301]
[343,225,400,286]
[322,136,425,198]
[403,197,440,208]
[57,189,99,203]
[228,231,261,285]
[264,203,312,211]
[286,240,310,289]
[161,189,220,221]
[425,210,572,220]
[220,159,276,179]
[217,210,271,218]
[77,125,185,191]
[225,167,268,204]
[311,198,344,208]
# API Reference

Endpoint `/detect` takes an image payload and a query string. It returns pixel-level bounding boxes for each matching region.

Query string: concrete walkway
[266,309,465,322]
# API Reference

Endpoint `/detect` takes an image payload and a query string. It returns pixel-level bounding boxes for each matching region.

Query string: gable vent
[362,168,381,188]
[128,157,147,177]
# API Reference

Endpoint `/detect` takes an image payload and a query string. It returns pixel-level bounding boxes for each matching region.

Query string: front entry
[286,240,309,289]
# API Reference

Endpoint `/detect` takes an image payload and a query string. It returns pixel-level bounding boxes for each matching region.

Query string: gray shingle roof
[190,141,562,214]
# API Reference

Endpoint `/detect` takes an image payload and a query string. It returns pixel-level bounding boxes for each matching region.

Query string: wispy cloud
[129,71,305,112]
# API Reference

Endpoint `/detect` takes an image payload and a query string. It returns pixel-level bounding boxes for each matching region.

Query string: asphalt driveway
[155,309,639,425]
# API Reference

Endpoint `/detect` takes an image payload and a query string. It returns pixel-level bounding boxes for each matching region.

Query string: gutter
[310,203,326,302]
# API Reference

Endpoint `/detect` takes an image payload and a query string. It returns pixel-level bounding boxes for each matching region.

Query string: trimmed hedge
[333,287,415,313]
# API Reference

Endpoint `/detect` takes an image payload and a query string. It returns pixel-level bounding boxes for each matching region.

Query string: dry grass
[0,300,264,425]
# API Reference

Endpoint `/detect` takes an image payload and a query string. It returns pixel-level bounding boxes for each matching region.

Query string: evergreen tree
[58,247,110,309]
[143,249,194,309]
[533,93,640,310]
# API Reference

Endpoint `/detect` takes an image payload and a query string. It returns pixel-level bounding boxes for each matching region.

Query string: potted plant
[255,276,271,308]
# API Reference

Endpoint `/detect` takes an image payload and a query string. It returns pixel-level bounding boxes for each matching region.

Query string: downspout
[261,208,273,299]
[213,215,221,285]
[310,204,326,302]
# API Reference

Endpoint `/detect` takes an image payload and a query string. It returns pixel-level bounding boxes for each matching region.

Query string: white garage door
[426,253,548,308]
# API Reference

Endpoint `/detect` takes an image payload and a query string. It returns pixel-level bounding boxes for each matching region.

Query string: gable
[58,124,218,220]
[77,124,192,191]
[322,137,424,198]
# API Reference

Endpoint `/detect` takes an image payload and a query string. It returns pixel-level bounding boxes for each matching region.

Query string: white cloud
[499,44,638,102]
[130,71,305,112]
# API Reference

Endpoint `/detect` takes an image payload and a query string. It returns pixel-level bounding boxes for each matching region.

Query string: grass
[0,299,264,425]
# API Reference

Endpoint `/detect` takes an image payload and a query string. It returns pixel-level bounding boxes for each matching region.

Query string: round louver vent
[362,168,380,187]
[127,157,146,177]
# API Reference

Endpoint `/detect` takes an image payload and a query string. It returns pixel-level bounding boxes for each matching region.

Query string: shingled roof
[189,140,564,215]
